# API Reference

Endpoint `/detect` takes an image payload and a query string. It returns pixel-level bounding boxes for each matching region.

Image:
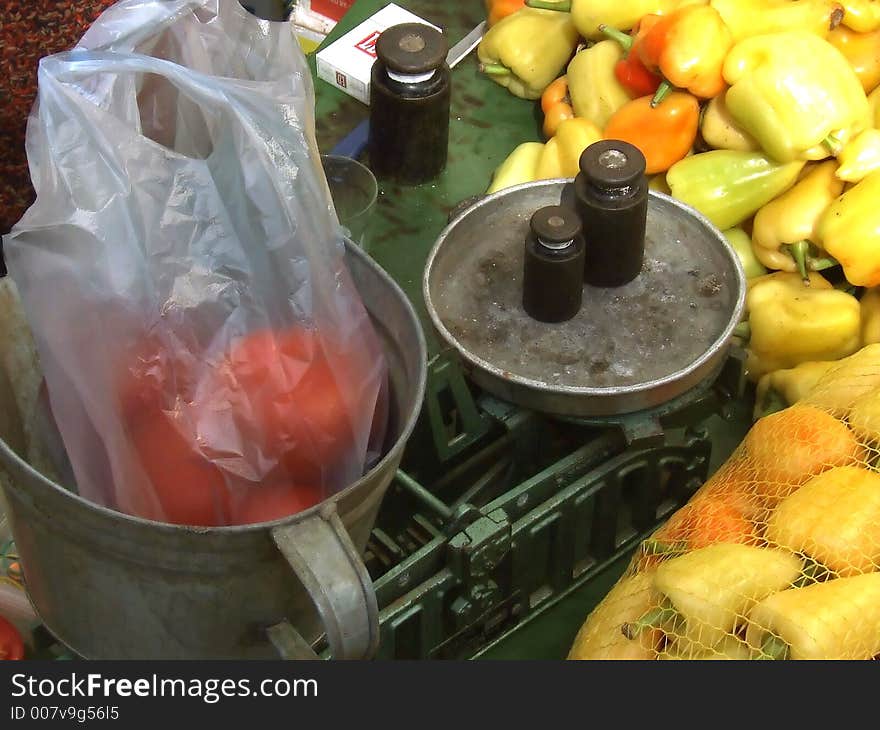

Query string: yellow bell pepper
[871,85,880,125]
[723,227,767,279]
[723,31,871,163]
[767,465,880,577]
[648,173,671,195]
[567,571,661,660]
[816,170,880,287]
[847,388,880,441]
[623,544,802,652]
[861,287,880,345]
[700,92,760,153]
[840,0,880,31]
[746,573,880,659]
[486,141,546,194]
[783,343,880,416]
[835,128,880,182]
[751,161,843,278]
[535,117,603,179]
[744,271,862,379]
[565,40,631,129]
[827,25,880,94]
[710,0,846,42]
[526,0,708,41]
[753,359,838,419]
[477,7,581,99]
[658,635,752,660]
[753,343,880,418]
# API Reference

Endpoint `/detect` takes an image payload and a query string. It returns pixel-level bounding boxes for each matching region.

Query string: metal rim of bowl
[423,179,747,410]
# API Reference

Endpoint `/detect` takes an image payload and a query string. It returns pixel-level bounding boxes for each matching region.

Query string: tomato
[0,615,24,660]
[230,483,323,525]
[116,334,195,427]
[131,412,229,526]
[210,328,355,484]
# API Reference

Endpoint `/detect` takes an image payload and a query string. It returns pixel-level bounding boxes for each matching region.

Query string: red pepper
[0,616,24,660]
[600,23,663,99]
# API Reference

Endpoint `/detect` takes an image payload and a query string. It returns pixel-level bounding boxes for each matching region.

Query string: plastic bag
[4,6,388,527]
[568,344,880,660]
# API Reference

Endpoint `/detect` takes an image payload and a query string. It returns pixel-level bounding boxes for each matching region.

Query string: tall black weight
[575,140,648,287]
[368,23,451,185]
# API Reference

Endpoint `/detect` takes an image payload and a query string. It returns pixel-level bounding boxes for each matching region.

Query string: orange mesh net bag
[568,343,880,660]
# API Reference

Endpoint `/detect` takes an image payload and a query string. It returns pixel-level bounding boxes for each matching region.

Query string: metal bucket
[0,241,427,659]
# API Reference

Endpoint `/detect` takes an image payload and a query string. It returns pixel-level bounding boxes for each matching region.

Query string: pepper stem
[757,634,791,660]
[598,24,633,52]
[621,605,679,640]
[479,63,511,77]
[812,256,839,271]
[651,81,672,108]
[823,133,844,156]
[640,538,688,556]
[733,321,751,341]
[524,0,572,11]
[789,240,811,285]
[755,387,789,420]
[787,241,839,285]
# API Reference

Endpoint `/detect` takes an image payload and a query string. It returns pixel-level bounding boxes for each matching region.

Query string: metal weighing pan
[423,180,746,418]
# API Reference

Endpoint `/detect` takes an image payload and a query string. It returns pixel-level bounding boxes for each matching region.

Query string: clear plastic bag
[4,11,388,526]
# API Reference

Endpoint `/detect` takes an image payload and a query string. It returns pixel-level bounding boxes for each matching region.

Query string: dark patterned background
[0,1,116,235]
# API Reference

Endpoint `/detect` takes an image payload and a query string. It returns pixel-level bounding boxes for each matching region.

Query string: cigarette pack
[315,3,440,105]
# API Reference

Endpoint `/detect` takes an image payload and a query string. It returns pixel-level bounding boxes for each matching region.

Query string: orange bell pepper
[742,404,864,505]
[827,25,880,94]
[653,498,757,550]
[540,76,575,138]
[485,0,526,27]
[641,459,763,565]
[636,5,733,101]
[603,91,700,174]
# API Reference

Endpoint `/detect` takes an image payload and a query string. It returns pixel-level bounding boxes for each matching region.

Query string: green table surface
[309,0,543,356]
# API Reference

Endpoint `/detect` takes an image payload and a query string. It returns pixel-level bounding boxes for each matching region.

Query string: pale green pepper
[723,31,871,162]
[666,150,805,231]
[478,7,581,99]
[565,40,631,129]
[723,227,767,279]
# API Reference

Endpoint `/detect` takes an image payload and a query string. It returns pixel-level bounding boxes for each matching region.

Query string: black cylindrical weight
[522,205,586,323]
[574,139,648,287]
[368,23,451,185]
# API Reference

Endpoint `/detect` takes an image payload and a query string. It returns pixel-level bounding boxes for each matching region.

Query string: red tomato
[116,334,195,427]
[0,615,24,660]
[212,328,355,484]
[231,483,323,525]
[131,412,230,526]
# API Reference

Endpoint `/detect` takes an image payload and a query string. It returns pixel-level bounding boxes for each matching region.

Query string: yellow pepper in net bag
[569,363,880,659]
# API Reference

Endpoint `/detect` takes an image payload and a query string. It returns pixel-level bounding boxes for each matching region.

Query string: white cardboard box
[315,3,440,105]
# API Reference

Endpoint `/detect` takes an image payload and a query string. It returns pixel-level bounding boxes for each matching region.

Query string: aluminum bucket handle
[266,504,379,660]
